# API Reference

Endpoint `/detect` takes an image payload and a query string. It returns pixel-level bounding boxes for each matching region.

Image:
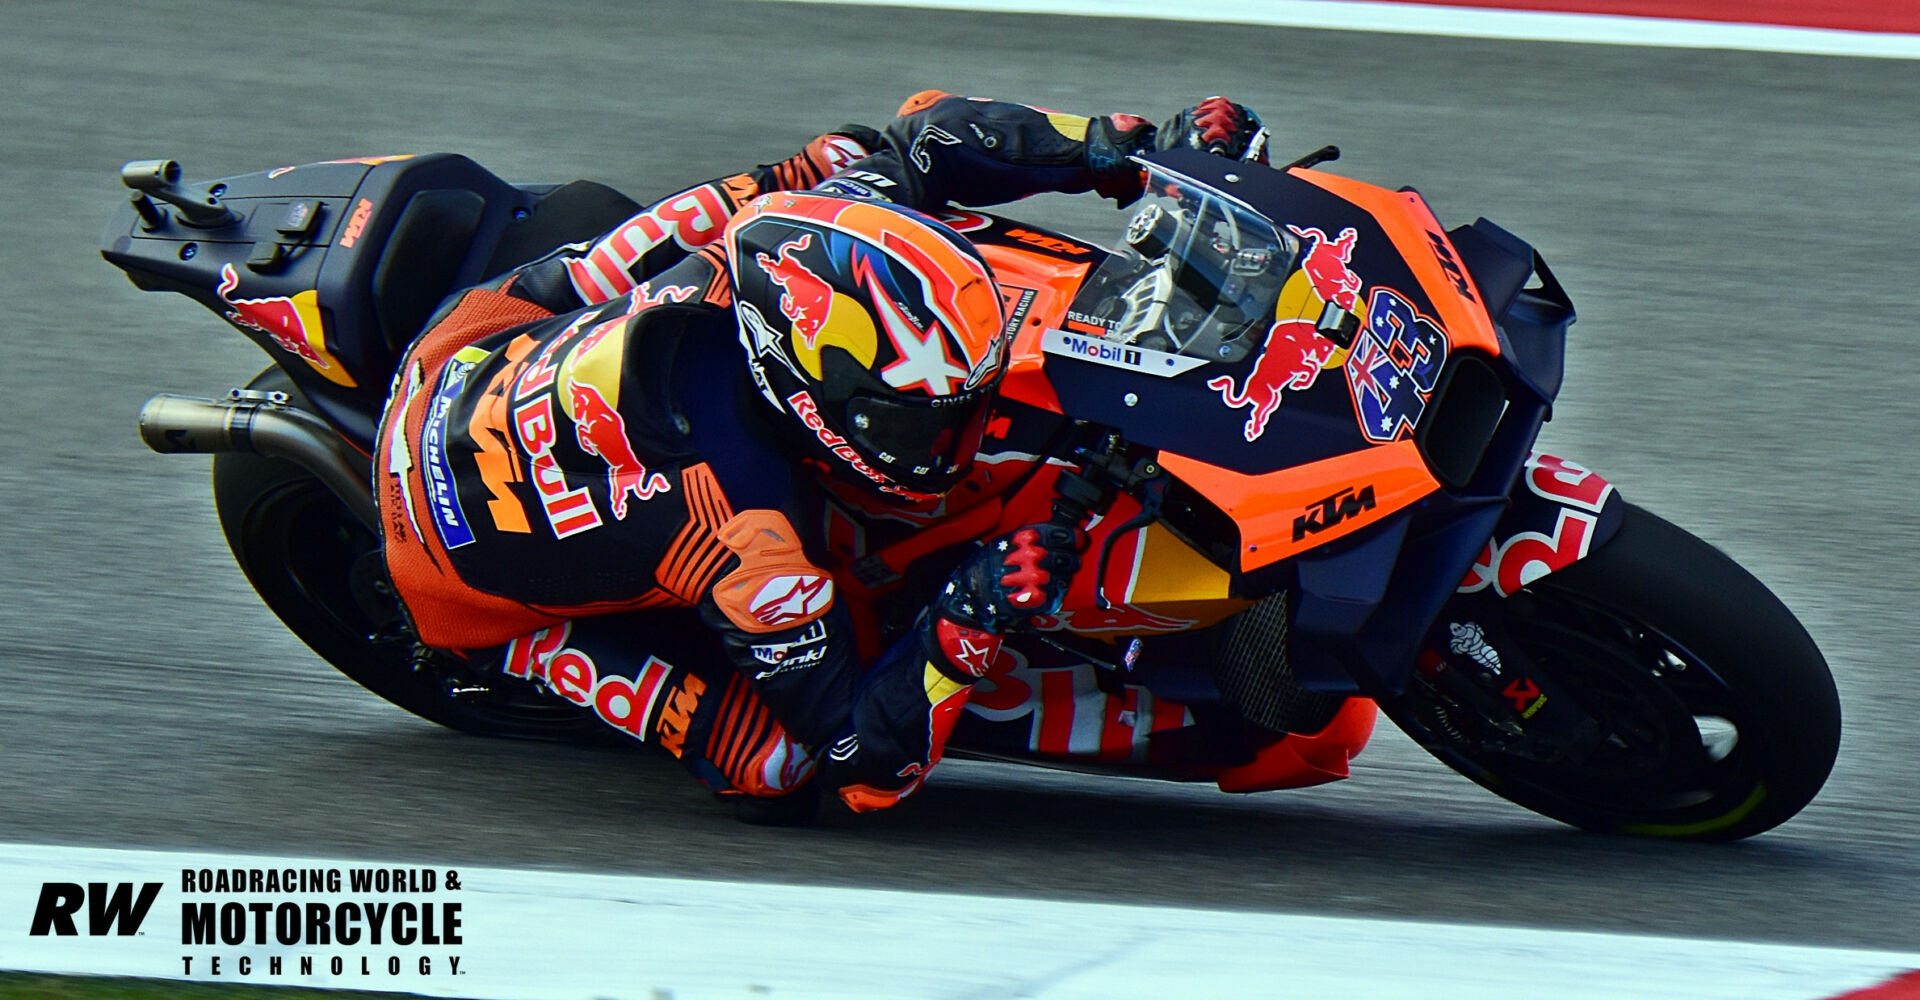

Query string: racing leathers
[376,91,1257,812]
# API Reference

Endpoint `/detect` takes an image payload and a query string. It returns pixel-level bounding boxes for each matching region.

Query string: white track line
[3,843,1918,999]
[762,0,1920,58]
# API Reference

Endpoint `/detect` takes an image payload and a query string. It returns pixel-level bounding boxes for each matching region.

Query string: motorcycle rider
[375,91,1267,818]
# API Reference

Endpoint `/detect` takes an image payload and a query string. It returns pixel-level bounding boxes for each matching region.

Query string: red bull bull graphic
[1200,224,1366,443]
[568,378,669,520]
[1030,605,1199,634]
[756,233,834,350]
[1205,319,1339,442]
[1285,224,1363,311]
[214,264,356,387]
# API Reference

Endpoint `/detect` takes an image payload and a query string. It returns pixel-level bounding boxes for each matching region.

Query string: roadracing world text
[176,866,463,979]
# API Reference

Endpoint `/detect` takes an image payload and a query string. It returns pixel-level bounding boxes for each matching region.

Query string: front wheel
[1383,503,1839,841]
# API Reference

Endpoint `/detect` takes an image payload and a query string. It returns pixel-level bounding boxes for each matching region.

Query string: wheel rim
[1411,586,1769,829]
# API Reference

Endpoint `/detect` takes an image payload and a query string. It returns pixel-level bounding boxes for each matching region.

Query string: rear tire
[212,368,610,742]
[1383,503,1839,841]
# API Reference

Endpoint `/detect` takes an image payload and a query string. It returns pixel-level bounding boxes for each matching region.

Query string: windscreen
[1068,161,1299,364]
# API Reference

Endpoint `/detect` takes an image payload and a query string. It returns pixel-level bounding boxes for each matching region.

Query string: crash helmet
[725,192,1008,501]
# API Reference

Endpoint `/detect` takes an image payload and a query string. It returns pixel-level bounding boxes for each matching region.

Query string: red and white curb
[764,0,1920,59]
[2,843,1917,999]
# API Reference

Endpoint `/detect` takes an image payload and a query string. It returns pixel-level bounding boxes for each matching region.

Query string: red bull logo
[214,264,356,387]
[568,379,670,520]
[785,389,933,500]
[1286,224,1363,311]
[756,233,834,349]
[1205,319,1338,442]
[511,395,601,539]
[566,184,732,302]
[502,624,678,744]
[1030,605,1198,634]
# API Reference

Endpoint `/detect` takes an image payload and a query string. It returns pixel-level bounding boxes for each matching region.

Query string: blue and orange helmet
[726,192,1008,500]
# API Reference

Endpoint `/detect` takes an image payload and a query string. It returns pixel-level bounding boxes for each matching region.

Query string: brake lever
[1283,145,1341,171]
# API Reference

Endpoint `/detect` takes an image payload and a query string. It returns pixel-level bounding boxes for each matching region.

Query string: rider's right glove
[924,522,1086,678]
[1157,97,1269,163]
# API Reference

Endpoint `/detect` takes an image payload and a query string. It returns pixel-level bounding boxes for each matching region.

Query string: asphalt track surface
[4,0,1918,956]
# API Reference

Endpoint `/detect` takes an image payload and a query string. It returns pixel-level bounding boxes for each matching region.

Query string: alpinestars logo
[749,574,833,628]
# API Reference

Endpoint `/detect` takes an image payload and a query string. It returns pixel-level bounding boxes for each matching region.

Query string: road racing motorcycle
[103,146,1840,840]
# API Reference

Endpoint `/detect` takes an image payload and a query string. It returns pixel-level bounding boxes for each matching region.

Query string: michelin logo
[1040,328,1209,378]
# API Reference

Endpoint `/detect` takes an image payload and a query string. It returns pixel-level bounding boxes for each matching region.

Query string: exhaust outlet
[139,391,380,532]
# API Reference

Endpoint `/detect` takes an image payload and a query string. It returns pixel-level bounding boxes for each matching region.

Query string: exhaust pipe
[139,390,380,532]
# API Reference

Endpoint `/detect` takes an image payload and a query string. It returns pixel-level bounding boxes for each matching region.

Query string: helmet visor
[845,390,992,495]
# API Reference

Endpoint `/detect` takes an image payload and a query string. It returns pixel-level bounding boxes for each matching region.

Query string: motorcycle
[103,145,1840,840]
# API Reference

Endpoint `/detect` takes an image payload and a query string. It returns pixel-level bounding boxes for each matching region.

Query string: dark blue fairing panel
[102,154,569,449]
[1450,218,1573,405]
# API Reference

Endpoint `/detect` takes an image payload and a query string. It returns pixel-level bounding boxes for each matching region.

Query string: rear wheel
[1383,503,1839,841]
[211,368,610,741]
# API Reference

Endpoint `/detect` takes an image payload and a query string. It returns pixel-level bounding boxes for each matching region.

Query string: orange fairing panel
[1214,696,1378,792]
[976,242,1090,414]
[1160,440,1440,572]
[1289,170,1500,357]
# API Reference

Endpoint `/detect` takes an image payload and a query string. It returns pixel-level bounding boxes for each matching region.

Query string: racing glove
[1158,97,1269,163]
[1085,113,1161,207]
[816,522,1086,812]
[925,522,1086,677]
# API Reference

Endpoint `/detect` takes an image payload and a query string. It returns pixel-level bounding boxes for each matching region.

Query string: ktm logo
[1003,228,1090,256]
[655,675,707,759]
[29,882,162,936]
[1293,485,1377,541]
[1426,230,1475,302]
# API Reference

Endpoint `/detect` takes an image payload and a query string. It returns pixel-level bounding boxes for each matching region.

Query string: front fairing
[1017,149,1579,694]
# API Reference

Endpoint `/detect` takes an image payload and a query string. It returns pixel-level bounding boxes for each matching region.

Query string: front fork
[1409,453,1626,760]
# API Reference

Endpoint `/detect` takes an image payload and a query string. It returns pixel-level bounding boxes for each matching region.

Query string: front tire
[1384,503,1839,841]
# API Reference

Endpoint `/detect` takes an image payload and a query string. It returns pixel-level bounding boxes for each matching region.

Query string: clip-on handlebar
[1047,435,1174,611]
